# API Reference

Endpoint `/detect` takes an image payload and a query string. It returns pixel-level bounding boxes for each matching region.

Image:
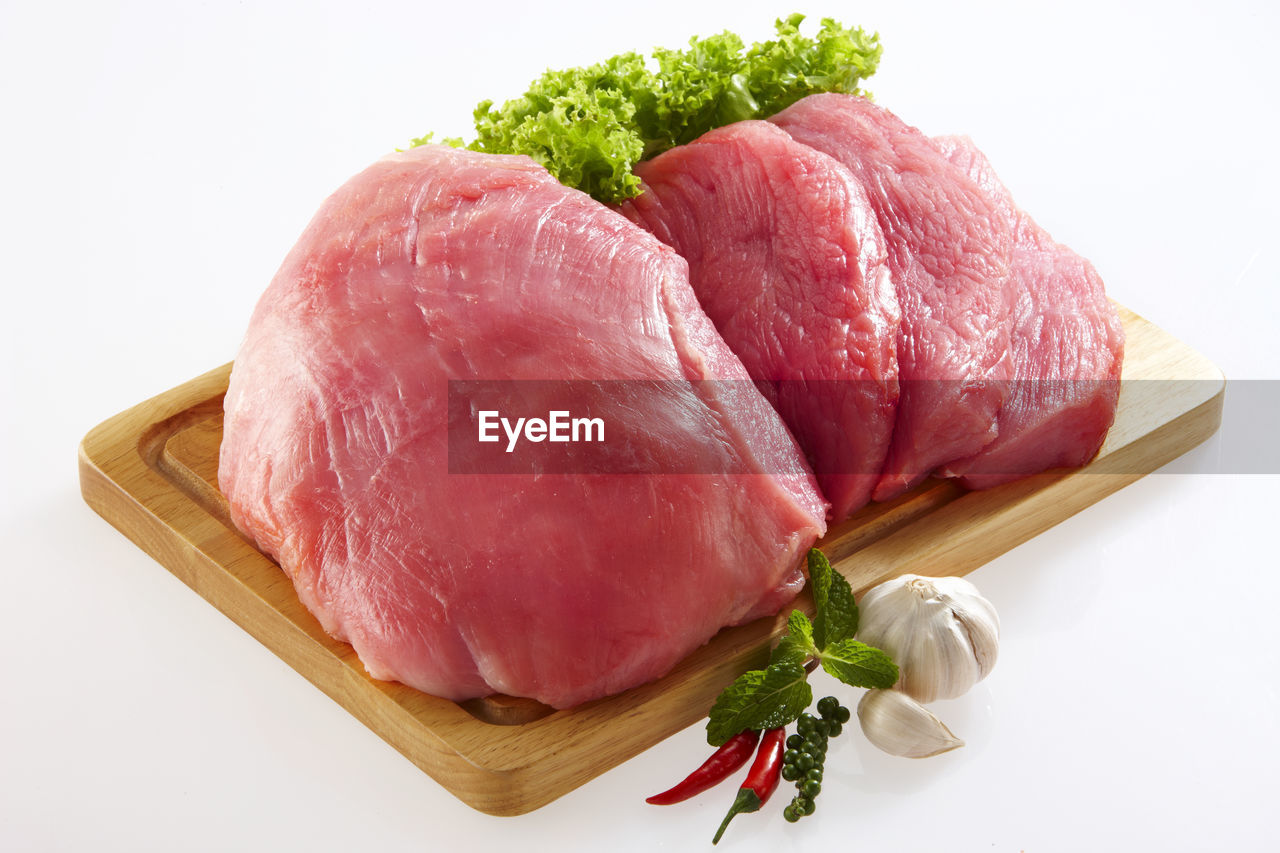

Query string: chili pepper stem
[706,726,785,844]
[711,788,762,845]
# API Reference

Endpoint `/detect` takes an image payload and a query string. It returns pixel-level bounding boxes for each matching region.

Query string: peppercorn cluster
[780,696,851,822]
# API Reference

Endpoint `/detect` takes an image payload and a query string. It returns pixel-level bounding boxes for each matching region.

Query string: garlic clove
[856,689,964,759]
[948,584,1000,681]
[856,574,1000,704]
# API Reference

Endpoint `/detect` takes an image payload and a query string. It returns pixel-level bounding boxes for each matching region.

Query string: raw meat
[771,95,1015,501]
[619,120,901,520]
[219,145,827,709]
[930,135,1124,487]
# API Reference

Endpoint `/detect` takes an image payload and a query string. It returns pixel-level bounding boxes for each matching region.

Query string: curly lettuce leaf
[467,53,653,201]
[411,15,882,203]
[655,14,883,151]
[743,13,883,118]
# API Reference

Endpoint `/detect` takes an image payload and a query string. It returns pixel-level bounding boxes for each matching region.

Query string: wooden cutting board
[78,305,1223,816]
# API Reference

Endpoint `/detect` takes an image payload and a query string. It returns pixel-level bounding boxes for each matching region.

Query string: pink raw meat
[619,121,901,521]
[930,135,1124,488]
[771,95,1014,501]
[219,145,827,709]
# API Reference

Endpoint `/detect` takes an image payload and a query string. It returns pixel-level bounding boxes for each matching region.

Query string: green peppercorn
[796,713,816,735]
[782,763,801,782]
[834,705,851,724]
[805,767,823,783]
[802,779,821,797]
[796,753,815,772]
[817,696,839,717]
[783,805,800,823]
[786,733,804,750]
[784,748,800,765]
[826,720,843,737]
[812,718,830,737]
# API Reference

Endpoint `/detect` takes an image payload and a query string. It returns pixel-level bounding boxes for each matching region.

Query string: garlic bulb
[857,574,999,703]
[857,689,964,758]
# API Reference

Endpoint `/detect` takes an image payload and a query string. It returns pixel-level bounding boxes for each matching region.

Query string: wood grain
[78,305,1223,815]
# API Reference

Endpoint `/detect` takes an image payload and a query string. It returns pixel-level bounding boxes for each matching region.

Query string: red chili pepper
[711,726,786,845]
[646,729,761,805]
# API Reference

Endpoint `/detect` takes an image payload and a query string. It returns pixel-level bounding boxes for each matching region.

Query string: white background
[2,1,1277,850]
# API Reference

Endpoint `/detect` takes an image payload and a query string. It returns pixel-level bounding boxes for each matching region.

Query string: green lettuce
[411,14,882,203]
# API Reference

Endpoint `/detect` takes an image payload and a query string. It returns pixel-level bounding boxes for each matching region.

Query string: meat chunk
[930,135,1124,487]
[771,95,1015,501]
[619,121,901,520]
[219,145,827,709]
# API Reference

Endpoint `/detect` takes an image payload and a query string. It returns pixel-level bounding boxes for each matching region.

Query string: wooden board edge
[356,371,1230,814]
[832,378,1225,591]
[77,378,537,814]
[73,317,1228,816]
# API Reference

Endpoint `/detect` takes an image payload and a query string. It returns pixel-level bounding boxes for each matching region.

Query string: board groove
[78,305,1223,815]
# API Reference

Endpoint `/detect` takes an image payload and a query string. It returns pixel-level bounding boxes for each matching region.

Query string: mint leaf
[786,609,816,652]
[768,612,807,667]
[819,638,899,689]
[769,634,808,668]
[706,661,813,745]
[769,609,819,667]
[814,564,859,649]
[807,549,832,636]
[808,549,859,649]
